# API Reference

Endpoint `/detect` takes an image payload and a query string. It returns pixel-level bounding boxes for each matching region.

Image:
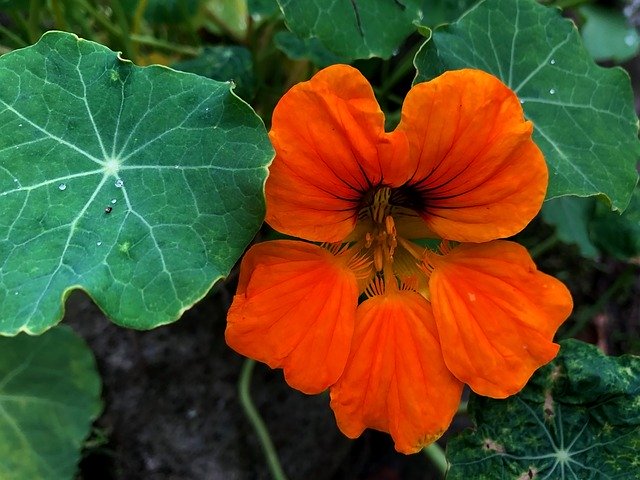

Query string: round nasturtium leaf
[0,326,102,480]
[276,0,424,60]
[446,339,640,479]
[0,31,273,335]
[414,0,640,212]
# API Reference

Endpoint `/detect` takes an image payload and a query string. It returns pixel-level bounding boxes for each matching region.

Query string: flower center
[363,188,398,272]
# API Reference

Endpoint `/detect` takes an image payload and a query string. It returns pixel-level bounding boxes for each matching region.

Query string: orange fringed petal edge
[266,64,410,243]
[398,69,548,243]
[225,240,359,394]
[428,241,573,398]
[330,290,463,454]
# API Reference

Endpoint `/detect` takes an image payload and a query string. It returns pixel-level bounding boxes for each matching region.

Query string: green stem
[0,24,28,48]
[529,233,559,259]
[379,42,421,97]
[129,34,201,57]
[50,0,68,31]
[239,359,288,480]
[110,0,133,59]
[457,399,469,415]
[75,0,123,38]
[27,0,42,43]
[422,442,448,477]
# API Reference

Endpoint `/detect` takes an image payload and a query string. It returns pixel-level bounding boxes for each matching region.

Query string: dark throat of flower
[348,186,436,298]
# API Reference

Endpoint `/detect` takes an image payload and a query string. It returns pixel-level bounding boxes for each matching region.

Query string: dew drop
[97,241,102,246]
[549,88,556,95]
[625,33,636,46]
[519,99,525,104]
[14,291,19,296]
[115,179,124,188]
[550,59,556,65]
[13,178,18,183]
[111,198,117,204]
[58,183,67,191]
[18,123,22,127]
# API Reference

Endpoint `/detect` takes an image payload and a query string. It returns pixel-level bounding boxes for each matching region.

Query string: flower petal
[330,290,463,454]
[398,69,547,242]
[226,240,359,394]
[266,64,409,243]
[428,241,573,398]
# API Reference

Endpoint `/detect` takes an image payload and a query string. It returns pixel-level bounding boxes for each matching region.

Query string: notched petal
[398,69,547,242]
[330,291,463,454]
[266,64,408,243]
[226,240,359,394]
[428,241,573,398]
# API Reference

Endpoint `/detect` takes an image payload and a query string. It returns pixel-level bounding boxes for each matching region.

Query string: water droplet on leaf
[111,198,117,204]
[550,59,556,65]
[115,179,124,188]
[549,89,556,95]
[97,241,102,246]
[625,33,636,46]
[58,183,67,191]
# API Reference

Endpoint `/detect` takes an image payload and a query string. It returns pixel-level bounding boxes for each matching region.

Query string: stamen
[373,247,384,272]
[397,236,426,260]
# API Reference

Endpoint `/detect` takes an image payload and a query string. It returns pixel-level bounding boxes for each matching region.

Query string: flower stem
[239,359,289,480]
[422,441,448,477]
[529,233,559,259]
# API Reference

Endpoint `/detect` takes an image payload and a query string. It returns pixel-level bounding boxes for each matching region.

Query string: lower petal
[428,241,573,398]
[330,290,463,454]
[226,240,359,394]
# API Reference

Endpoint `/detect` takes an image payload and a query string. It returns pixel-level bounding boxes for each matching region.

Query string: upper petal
[330,290,463,454]
[428,241,573,398]
[266,64,409,243]
[226,240,359,394]
[398,69,547,242]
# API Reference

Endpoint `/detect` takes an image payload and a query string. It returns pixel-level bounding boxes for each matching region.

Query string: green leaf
[201,0,248,40]
[541,196,598,258]
[591,185,640,260]
[172,45,255,101]
[144,0,200,23]
[446,339,640,479]
[274,31,349,67]
[419,0,478,26]
[248,0,280,18]
[0,31,273,335]
[414,0,640,212]
[580,5,640,63]
[0,326,102,480]
[276,0,424,60]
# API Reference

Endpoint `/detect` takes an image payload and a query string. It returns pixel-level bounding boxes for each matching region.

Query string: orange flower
[226,65,573,454]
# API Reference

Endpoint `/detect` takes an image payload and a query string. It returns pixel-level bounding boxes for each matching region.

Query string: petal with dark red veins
[428,241,573,398]
[330,290,462,454]
[226,240,359,394]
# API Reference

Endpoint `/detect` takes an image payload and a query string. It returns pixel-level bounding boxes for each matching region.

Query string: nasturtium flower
[226,65,573,454]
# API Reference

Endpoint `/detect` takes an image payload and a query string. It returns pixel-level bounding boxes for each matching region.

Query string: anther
[385,215,396,236]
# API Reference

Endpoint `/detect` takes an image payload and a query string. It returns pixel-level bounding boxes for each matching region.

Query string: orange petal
[266,64,409,243]
[427,241,573,398]
[226,240,359,394]
[398,69,547,242]
[330,291,463,454]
